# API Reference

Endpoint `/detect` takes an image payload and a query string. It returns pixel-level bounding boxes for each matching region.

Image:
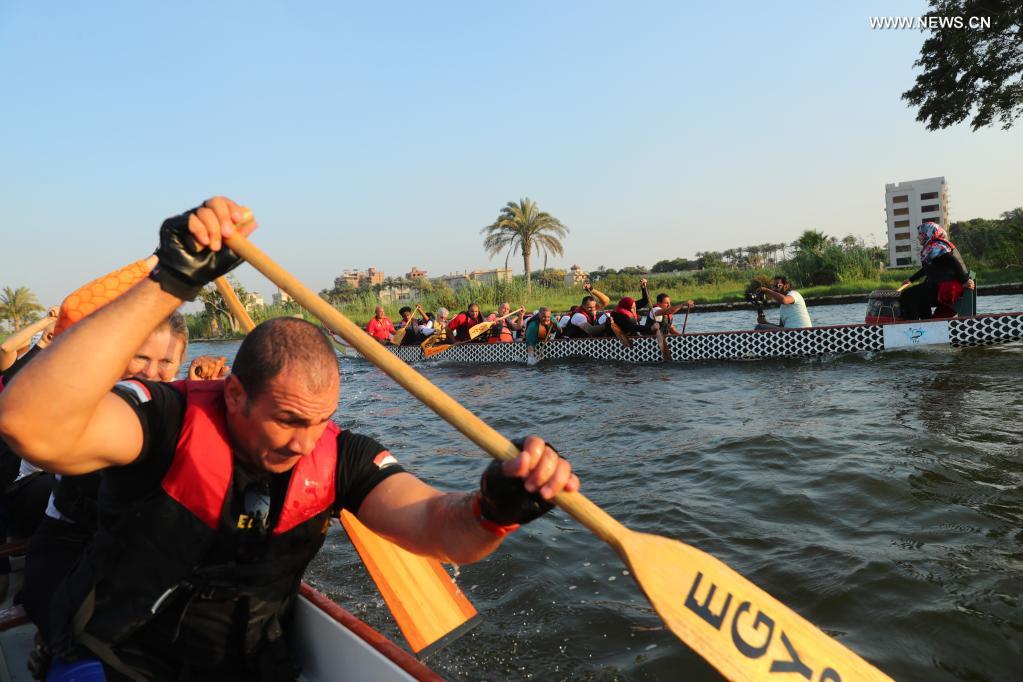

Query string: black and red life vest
[53,380,339,676]
[563,307,598,338]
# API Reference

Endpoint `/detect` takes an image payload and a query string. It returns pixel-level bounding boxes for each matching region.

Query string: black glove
[477,439,557,526]
[149,205,243,300]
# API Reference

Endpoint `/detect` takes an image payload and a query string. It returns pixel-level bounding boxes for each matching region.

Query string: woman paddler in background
[607,296,645,336]
[0,309,59,382]
[900,221,975,320]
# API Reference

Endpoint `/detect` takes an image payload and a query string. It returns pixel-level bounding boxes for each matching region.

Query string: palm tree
[481,198,568,293]
[0,286,44,331]
[793,230,830,254]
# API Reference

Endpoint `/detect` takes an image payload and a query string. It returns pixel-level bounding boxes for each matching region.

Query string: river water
[191,294,1023,681]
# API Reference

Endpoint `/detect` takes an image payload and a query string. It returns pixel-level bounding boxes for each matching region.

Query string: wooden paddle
[655,326,672,361]
[390,305,422,346]
[224,230,892,681]
[681,302,692,334]
[468,307,524,341]
[213,276,477,654]
[606,313,633,348]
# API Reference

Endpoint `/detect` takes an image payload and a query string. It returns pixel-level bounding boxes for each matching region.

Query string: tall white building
[884,177,949,268]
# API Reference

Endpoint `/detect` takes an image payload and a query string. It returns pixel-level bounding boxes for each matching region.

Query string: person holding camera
[755,275,812,329]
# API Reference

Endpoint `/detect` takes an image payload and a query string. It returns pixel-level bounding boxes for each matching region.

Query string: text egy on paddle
[685,569,849,681]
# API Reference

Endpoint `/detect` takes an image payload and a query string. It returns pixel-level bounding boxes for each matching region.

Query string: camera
[745,289,767,305]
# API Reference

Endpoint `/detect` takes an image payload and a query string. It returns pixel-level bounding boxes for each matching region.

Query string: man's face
[659,297,671,309]
[469,304,480,317]
[400,310,412,322]
[225,368,340,474]
[584,301,598,315]
[375,307,385,319]
[540,311,552,325]
[498,303,510,316]
[437,313,448,326]
[773,279,788,293]
[125,328,185,382]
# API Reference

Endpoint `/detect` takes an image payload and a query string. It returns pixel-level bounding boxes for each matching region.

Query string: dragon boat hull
[0,580,438,682]
[386,312,1023,365]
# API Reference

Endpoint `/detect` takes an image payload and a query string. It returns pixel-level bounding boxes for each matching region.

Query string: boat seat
[953,270,977,317]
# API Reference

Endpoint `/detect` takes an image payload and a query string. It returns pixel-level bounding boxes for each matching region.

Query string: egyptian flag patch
[373,450,398,469]
[115,379,152,405]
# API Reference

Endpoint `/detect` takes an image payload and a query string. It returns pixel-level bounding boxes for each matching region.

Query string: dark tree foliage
[902,1,1023,130]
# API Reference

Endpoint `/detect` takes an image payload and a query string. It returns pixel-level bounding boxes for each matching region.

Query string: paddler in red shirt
[366,306,396,344]
[447,302,485,343]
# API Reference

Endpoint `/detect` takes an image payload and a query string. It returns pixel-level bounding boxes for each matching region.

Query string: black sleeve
[908,267,925,282]
[636,286,650,311]
[612,311,643,335]
[945,249,970,282]
[102,381,185,504]
[335,430,406,515]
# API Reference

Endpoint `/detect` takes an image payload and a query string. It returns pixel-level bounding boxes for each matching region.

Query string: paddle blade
[608,317,633,348]
[467,320,492,340]
[341,511,478,655]
[391,326,408,345]
[423,344,452,358]
[617,530,891,681]
[656,328,672,361]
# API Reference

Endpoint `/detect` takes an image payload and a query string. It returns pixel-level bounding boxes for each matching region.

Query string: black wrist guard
[477,439,557,526]
[151,206,243,301]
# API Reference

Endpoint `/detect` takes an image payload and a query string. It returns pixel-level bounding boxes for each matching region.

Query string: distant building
[405,266,428,280]
[379,285,414,304]
[334,267,386,289]
[243,292,265,308]
[438,267,513,291]
[272,289,294,306]
[565,264,588,287]
[885,177,949,268]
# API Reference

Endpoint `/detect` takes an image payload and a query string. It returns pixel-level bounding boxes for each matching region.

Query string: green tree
[482,198,569,294]
[196,275,251,334]
[0,286,45,331]
[793,230,830,254]
[902,1,1023,130]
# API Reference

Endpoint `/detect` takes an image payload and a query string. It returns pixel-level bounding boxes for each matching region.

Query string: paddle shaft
[224,235,629,548]
[214,277,256,333]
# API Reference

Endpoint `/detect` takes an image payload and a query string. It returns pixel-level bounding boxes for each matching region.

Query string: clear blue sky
[2,0,1020,305]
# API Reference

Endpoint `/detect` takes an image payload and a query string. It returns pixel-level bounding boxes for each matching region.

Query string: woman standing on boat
[900,222,975,320]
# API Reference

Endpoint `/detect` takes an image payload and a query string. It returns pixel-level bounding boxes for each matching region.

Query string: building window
[895,232,911,241]
[896,257,912,265]
[894,220,910,227]
[892,195,908,204]
[895,245,912,253]
[893,207,909,216]
[921,204,940,213]
[922,215,941,224]
[920,191,939,200]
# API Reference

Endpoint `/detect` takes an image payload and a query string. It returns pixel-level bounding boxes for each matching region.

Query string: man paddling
[0,197,577,681]
[365,306,396,343]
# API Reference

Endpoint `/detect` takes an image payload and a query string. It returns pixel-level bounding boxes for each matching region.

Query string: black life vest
[563,308,598,338]
[645,307,673,333]
[53,380,339,678]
